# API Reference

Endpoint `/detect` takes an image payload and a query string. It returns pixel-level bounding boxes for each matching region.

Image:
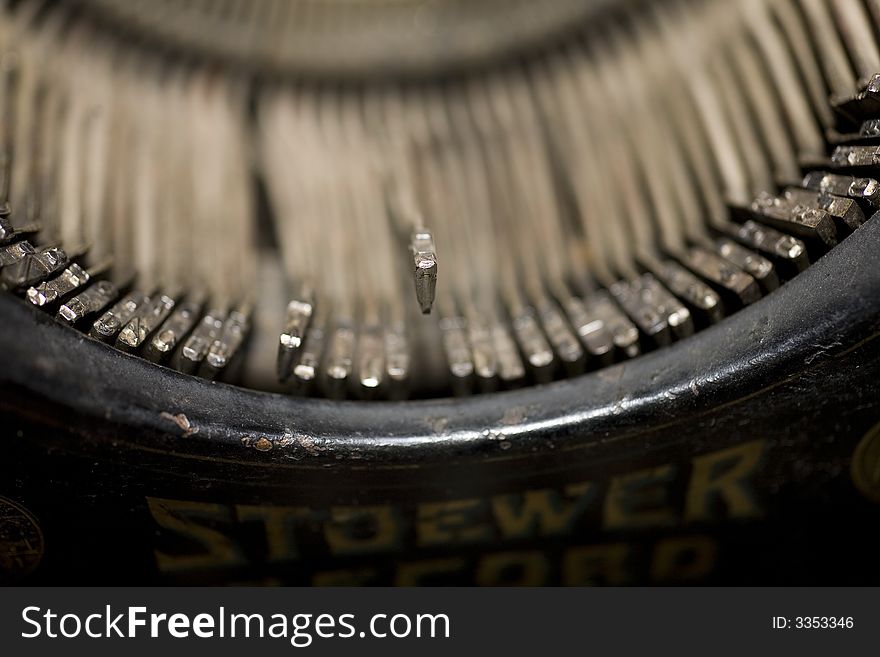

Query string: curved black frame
[2,215,879,476]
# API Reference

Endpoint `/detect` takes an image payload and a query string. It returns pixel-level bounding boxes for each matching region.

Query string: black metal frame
[1,214,878,475]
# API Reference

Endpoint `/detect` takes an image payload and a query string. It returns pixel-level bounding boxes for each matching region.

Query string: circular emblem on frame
[852,423,880,504]
[0,496,44,583]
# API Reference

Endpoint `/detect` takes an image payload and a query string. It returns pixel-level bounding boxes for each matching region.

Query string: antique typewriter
[1,0,879,585]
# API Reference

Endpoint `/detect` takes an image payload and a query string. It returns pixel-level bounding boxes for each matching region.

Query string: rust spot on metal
[241,433,303,452]
[159,412,198,437]
[296,434,321,456]
[240,435,270,451]
[275,432,295,448]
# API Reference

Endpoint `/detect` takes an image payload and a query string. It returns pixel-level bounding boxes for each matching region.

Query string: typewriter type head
[1,0,880,585]
[1,0,879,400]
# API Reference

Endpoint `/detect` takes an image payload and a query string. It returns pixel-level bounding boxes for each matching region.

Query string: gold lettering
[147,497,244,572]
[650,535,717,582]
[395,558,466,586]
[417,499,492,547]
[324,506,402,555]
[236,505,309,562]
[685,440,764,522]
[492,483,593,539]
[562,543,630,585]
[475,551,550,586]
[604,465,677,530]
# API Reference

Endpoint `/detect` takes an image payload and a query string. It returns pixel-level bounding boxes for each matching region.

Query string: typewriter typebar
[1,0,880,584]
